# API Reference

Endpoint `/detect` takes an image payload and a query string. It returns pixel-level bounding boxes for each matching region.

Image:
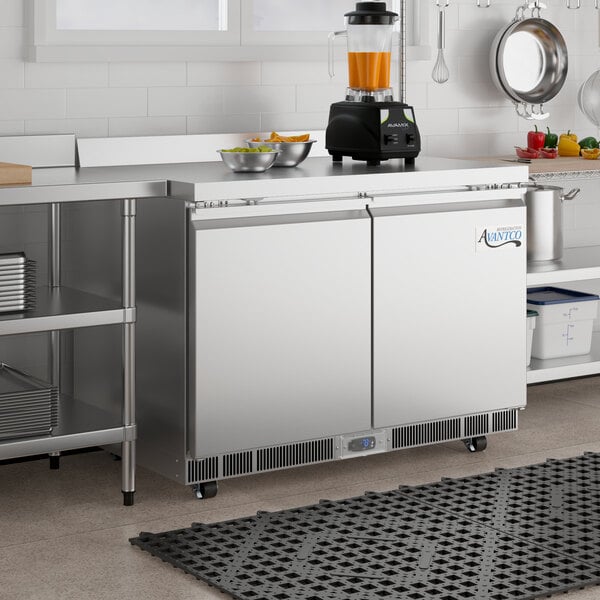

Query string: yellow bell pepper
[581,147,600,160]
[558,133,581,157]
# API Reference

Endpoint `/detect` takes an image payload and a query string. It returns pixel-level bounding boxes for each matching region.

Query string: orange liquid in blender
[348,52,391,91]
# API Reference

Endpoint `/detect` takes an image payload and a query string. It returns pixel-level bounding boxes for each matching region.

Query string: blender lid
[345,2,398,25]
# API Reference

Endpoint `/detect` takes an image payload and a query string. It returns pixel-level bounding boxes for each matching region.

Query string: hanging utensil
[490,2,567,120]
[432,4,449,84]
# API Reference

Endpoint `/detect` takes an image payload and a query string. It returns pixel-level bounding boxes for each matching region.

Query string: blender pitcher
[329,2,398,101]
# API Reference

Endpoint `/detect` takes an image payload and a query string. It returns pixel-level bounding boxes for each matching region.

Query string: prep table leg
[122,199,136,506]
[49,203,61,469]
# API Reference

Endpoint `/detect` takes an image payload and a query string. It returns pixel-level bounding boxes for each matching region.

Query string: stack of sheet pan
[0,252,35,313]
[0,363,58,440]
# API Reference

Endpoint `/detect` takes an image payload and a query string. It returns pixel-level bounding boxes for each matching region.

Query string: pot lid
[345,2,397,25]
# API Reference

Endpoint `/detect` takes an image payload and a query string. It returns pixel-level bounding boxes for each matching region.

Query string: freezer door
[372,198,526,429]
[189,209,371,457]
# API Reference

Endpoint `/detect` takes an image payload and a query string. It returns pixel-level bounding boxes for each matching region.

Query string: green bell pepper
[579,136,599,150]
[544,127,558,149]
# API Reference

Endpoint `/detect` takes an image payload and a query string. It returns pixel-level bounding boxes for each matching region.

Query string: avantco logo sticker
[476,224,523,252]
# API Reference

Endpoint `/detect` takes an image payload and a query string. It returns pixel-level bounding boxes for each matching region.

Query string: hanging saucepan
[490,3,568,120]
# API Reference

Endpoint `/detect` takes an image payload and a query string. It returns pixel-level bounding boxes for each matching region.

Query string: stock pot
[525,184,579,261]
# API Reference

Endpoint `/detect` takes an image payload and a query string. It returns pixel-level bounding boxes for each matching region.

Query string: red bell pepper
[515,146,539,159]
[527,125,546,151]
[539,147,558,159]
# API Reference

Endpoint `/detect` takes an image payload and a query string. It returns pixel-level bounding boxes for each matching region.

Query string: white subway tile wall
[0,0,596,252]
[0,1,592,153]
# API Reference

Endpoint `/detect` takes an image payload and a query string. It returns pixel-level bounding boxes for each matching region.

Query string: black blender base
[331,154,416,166]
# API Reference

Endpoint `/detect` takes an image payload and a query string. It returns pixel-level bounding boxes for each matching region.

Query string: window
[28,0,428,62]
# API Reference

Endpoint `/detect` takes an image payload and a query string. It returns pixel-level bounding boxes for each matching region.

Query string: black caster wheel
[193,481,218,500]
[49,455,60,470]
[122,491,135,506]
[405,157,416,166]
[332,155,343,163]
[464,436,487,453]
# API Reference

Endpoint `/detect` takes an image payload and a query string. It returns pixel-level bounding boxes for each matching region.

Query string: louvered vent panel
[222,451,253,478]
[392,418,461,449]
[464,414,489,437]
[187,456,218,484]
[257,438,334,472]
[492,409,518,432]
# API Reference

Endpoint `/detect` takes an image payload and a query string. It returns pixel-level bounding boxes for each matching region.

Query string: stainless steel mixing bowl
[245,139,315,167]
[218,150,279,173]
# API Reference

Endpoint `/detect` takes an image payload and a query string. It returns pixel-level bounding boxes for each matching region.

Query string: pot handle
[561,188,580,202]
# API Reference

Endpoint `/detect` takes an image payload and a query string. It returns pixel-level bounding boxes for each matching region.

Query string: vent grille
[464,414,489,437]
[222,451,253,478]
[492,409,518,432]
[187,456,218,484]
[257,438,334,472]
[393,418,461,449]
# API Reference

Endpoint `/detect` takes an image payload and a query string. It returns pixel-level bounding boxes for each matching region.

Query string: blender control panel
[380,107,419,151]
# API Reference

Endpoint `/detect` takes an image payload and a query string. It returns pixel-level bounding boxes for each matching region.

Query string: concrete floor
[2,378,600,599]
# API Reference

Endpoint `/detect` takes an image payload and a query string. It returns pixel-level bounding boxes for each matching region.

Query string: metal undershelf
[0,286,133,336]
[0,392,134,460]
[527,331,600,384]
[527,245,600,287]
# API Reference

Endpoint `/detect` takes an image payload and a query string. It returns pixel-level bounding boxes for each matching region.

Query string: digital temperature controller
[348,436,376,452]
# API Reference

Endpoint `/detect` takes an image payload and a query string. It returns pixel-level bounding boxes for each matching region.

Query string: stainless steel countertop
[0,156,528,206]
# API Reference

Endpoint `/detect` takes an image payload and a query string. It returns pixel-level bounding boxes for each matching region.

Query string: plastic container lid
[527,286,600,305]
[527,309,539,317]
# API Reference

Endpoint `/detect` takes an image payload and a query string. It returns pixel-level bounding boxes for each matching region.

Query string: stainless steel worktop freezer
[123,154,529,498]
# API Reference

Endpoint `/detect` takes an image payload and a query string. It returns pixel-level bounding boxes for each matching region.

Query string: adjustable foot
[122,491,135,506]
[49,453,60,470]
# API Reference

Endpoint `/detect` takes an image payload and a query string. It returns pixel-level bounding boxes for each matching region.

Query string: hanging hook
[595,0,599,8]
[435,0,450,6]
[476,0,491,6]
[566,0,580,7]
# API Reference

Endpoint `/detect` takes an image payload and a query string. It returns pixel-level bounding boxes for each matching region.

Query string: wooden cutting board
[0,162,32,185]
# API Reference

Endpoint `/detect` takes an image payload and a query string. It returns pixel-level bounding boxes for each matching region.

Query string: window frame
[27,0,429,62]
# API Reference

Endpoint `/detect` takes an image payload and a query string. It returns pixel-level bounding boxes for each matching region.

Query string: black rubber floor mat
[131,455,600,600]
[398,451,600,567]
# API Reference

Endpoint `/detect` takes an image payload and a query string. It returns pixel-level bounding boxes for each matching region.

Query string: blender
[325,1,421,166]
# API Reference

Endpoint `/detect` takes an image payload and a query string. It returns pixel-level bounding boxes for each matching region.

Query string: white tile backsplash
[0,60,23,88]
[24,118,108,137]
[25,63,108,88]
[148,86,222,116]
[0,0,24,27]
[296,84,347,113]
[109,63,186,88]
[187,114,261,135]
[0,27,24,59]
[188,62,261,86]
[0,120,24,135]
[67,88,147,118]
[0,89,65,119]
[223,85,296,115]
[108,116,187,137]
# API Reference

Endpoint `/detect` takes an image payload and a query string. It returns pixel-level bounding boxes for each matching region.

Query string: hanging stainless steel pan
[490,3,568,120]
